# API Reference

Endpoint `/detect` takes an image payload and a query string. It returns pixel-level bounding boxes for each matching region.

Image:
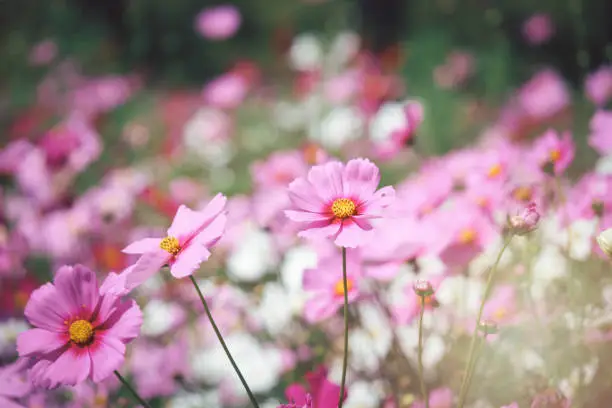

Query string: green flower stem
[338,247,349,408]
[189,275,260,408]
[457,235,513,408]
[417,295,429,408]
[114,370,152,408]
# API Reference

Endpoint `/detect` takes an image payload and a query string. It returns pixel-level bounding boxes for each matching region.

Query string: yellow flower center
[487,163,502,178]
[549,149,561,163]
[159,236,181,255]
[494,307,507,320]
[69,320,94,345]
[459,228,477,244]
[513,186,533,202]
[334,278,354,297]
[331,198,356,219]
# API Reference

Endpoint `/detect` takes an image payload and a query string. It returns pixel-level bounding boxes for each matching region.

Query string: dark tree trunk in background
[357,0,407,54]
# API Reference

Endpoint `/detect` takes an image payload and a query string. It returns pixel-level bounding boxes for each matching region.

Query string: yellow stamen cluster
[549,149,561,163]
[459,228,477,244]
[160,236,181,255]
[513,186,533,202]
[331,198,356,219]
[334,278,354,297]
[69,319,94,345]
[487,163,502,178]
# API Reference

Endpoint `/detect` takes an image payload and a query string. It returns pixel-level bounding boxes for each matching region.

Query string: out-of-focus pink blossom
[482,285,518,326]
[434,51,475,89]
[202,72,250,110]
[531,129,575,175]
[69,76,137,118]
[251,151,309,189]
[371,100,423,160]
[195,5,241,40]
[411,387,453,408]
[0,358,31,408]
[585,66,612,106]
[518,69,569,121]
[29,39,58,66]
[588,110,612,155]
[302,248,362,322]
[522,13,555,45]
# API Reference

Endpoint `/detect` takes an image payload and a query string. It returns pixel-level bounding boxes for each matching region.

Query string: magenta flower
[532,129,575,175]
[589,110,612,156]
[195,5,241,40]
[28,39,58,66]
[585,66,612,106]
[202,72,249,110]
[285,158,395,248]
[302,249,362,322]
[0,359,31,408]
[103,194,227,295]
[16,265,142,389]
[518,70,569,121]
[522,13,555,45]
[283,366,345,408]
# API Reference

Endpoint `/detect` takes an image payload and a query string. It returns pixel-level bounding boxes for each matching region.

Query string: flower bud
[597,228,612,258]
[413,279,434,297]
[592,200,604,217]
[478,319,498,335]
[509,202,540,236]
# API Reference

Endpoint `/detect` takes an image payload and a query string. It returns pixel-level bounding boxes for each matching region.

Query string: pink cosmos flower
[251,151,309,189]
[522,13,555,45]
[392,166,453,218]
[482,285,518,326]
[502,404,519,408]
[0,359,31,408]
[16,265,142,389]
[302,249,362,322]
[202,72,249,109]
[566,173,612,222]
[531,129,575,175]
[372,101,424,160]
[195,5,241,40]
[585,66,612,106]
[283,366,345,408]
[28,39,58,66]
[412,387,453,408]
[429,198,497,268]
[588,110,612,155]
[285,159,395,248]
[508,202,540,235]
[518,70,569,121]
[101,194,227,295]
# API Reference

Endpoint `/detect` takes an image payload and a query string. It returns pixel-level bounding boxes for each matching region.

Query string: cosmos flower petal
[307,161,344,202]
[53,265,100,316]
[170,242,211,278]
[288,178,326,212]
[17,329,66,356]
[124,250,169,290]
[285,210,330,223]
[31,347,90,389]
[342,158,379,200]
[24,283,71,332]
[122,238,163,254]
[89,336,126,383]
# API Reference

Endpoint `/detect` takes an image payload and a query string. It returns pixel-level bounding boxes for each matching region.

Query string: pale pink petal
[285,210,330,223]
[365,262,401,281]
[125,250,169,290]
[303,295,341,323]
[170,242,211,279]
[288,178,326,212]
[89,336,126,383]
[0,396,26,408]
[334,221,372,248]
[342,158,380,201]
[32,347,90,389]
[53,265,100,317]
[307,161,344,202]
[168,194,227,239]
[17,329,66,357]
[24,283,71,332]
[98,271,130,297]
[361,186,395,215]
[191,212,227,247]
[122,238,162,254]
[298,223,342,242]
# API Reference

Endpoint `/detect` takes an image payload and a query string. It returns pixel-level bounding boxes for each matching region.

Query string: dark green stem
[338,247,349,408]
[189,276,260,408]
[114,370,152,408]
[417,295,429,408]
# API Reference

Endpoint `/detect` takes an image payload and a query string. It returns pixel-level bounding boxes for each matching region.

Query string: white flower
[256,283,294,335]
[169,391,221,408]
[227,224,277,282]
[369,102,407,143]
[141,300,184,337]
[183,108,233,166]
[313,106,363,149]
[349,303,392,373]
[0,318,28,354]
[436,276,484,318]
[396,326,446,373]
[530,245,568,300]
[289,33,323,71]
[280,245,317,312]
[192,333,284,393]
[597,227,612,258]
[344,381,384,408]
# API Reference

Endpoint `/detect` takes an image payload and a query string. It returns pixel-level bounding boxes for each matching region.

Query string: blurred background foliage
[1,0,611,156]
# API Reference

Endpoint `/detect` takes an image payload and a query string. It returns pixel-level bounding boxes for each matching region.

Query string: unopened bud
[592,200,604,217]
[509,202,540,236]
[413,279,434,297]
[478,319,498,335]
[597,228,612,258]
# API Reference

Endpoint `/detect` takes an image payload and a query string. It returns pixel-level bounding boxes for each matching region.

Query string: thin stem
[338,247,349,408]
[457,235,513,408]
[463,334,486,401]
[114,370,152,408]
[417,295,429,408]
[189,276,260,408]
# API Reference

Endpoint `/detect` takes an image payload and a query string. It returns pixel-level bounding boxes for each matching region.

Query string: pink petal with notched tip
[288,178,326,212]
[53,265,99,316]
[89,335,126,383]
[341,158,380,201]
[24,283,71,332]
[31,347,90,389]
[124,250,169,290]
[307,161,345,203]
